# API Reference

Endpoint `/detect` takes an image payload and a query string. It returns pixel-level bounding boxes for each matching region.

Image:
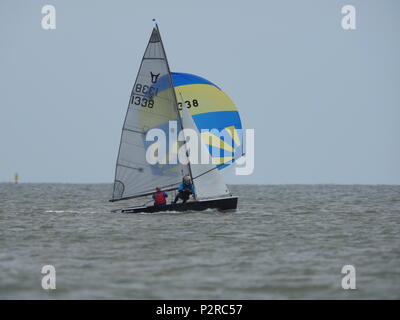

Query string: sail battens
[130,107,175,117]
[129,93,148,98]
[117,164,145,172]
[123,128,146,135]
[143,57,165,60]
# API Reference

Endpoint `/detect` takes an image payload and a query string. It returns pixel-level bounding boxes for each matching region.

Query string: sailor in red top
[152,186,168,207]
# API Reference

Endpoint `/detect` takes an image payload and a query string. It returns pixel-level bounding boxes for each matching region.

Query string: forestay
[180,99,231,200]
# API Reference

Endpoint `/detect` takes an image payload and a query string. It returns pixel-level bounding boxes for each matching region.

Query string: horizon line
[1,182,399,186]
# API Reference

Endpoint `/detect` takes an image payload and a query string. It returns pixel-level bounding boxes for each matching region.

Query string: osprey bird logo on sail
[150,72,160,83]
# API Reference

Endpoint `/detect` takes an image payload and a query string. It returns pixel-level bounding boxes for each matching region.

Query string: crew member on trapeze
[172,175,195,204]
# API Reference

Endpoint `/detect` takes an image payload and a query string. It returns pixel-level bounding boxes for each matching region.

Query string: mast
[155,23,195,187]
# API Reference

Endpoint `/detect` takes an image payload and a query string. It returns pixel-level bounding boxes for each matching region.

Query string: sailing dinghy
[109,24,243,213]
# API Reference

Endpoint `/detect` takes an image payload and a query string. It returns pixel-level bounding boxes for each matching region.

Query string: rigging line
[192,166,219,180]
[155,23,195,187]
[110,183,181,202]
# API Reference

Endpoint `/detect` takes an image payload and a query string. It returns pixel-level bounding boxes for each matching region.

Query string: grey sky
[0,0,399,184]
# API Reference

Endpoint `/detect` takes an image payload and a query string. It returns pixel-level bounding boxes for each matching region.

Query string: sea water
[0,183,399,299]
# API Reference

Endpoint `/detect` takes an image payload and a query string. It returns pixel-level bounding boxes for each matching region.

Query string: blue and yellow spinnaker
[172,72,243,170]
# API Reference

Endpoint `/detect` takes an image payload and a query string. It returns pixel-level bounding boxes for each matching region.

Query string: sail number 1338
[131,96,200,109]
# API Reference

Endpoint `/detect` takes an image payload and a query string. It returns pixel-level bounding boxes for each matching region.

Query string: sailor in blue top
[172,175,195,204]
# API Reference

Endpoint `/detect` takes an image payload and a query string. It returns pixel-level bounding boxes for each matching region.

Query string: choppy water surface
[0,184,399,299]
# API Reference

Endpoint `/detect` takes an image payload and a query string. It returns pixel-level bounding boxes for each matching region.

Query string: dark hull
[114,196,238,214]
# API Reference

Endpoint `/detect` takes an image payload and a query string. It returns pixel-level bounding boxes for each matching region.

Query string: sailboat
[109,24,243,213]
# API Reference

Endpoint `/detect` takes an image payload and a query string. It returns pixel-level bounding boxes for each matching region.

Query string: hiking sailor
[172,175,195,204]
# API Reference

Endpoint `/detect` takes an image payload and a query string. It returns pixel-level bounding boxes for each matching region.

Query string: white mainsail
[111,26,190,201]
